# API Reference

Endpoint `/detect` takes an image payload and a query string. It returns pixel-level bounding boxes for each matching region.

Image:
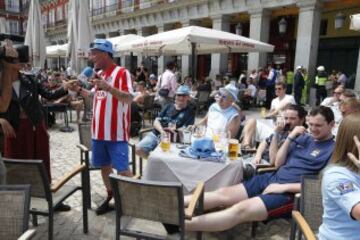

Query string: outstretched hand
[348,136,360,169]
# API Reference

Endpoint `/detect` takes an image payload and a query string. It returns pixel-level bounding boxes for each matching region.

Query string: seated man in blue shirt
[136,85,195,158]
[185,106,335,232]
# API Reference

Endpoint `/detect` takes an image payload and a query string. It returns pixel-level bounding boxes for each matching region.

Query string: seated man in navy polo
[184,106,335,232]
[135,85,195,158]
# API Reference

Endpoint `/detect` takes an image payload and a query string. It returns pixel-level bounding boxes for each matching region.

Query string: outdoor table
[143,143,243,194]
[43,102,74,132]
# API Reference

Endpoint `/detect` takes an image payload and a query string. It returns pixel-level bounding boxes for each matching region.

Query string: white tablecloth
[143,144,243,194]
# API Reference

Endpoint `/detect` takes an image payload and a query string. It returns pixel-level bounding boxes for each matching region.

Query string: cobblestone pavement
[31,114,291,240]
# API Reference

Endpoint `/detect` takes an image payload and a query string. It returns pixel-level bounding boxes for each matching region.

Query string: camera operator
[0,40,76,211]
[0,41,19,184]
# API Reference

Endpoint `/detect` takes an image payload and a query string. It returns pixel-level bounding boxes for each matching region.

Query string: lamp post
[236,23,242,35]
[335,12,346,29]
[278,17,287,35]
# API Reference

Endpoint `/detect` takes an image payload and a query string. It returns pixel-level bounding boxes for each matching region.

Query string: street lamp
[236,23,242,35]
[278,17,287,35]
[335,12,346,29]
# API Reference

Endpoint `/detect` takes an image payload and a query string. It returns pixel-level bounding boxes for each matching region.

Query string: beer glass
[228,139,240,160]
[160,133,171,152]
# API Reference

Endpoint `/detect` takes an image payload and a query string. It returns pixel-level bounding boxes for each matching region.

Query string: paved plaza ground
[31,111,291,240]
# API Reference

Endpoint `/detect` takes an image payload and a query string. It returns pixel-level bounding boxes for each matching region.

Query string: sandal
[241,144,257,153]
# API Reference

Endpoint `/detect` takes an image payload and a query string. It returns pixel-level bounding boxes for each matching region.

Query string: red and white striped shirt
[91,64,133,141]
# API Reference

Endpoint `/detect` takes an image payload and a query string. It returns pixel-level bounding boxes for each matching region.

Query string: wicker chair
[290,174,322,240]
[3,158,88,240]
[250,165,296,238]
[0,185,36,240]
[195,91,210,116]
[139,94,156,125]
[77,122,137,208]
[110,175,204,240]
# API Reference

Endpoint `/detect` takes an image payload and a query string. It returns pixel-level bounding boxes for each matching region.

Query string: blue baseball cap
[176,85,191,95]
[89,39,114,54]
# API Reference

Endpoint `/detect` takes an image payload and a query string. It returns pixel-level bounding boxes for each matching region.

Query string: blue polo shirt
[271,134,335,184]
[153,103,195,136]
[319,165,360,240]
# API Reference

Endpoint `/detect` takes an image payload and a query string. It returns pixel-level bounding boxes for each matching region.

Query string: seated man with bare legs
[185,106,335,232]
[241,81,295,149]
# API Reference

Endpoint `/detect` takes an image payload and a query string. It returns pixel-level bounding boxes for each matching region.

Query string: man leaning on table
[135,85,195,158]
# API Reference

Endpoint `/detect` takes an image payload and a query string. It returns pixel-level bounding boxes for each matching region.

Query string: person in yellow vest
[285,68,294,94]
[315,66,328,105]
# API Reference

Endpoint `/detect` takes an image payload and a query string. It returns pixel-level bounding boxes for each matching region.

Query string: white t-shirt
[247,84,257,98]
[270,94,296,113]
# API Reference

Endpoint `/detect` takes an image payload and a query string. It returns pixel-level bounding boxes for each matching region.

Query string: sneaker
[55,203,71,212]
[95,198,114,215]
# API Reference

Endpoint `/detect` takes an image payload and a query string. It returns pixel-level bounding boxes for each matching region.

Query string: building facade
[39,0,360,92]
[0,0,30,36]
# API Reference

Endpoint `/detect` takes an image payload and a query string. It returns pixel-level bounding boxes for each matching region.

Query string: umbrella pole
[191,42,196,83]
[130,52,134,72]
[58,56,60,70]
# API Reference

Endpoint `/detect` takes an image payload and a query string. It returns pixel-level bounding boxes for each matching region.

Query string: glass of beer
[228,139,240,160]
[160,133,171,152]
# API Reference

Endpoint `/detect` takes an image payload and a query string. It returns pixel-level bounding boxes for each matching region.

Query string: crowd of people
[0,37,359,239]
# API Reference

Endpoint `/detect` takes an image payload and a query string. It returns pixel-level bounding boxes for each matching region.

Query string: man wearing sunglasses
[195,83,241,139]
[135,85,195,158]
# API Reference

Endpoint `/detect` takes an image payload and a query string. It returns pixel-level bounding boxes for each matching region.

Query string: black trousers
[265,84,275,109]
[316,86,327,105]
[294,86,303,105]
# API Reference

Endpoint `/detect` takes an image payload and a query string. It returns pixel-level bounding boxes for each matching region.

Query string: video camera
[0,33,29,63]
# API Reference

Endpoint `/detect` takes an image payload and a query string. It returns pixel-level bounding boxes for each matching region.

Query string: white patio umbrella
[67,0,79,73]
[107,34,145,56]
[24,0,46,68]
[126,26,274,55]
[76,0,93,71]
[125,26,274,80]
[46,44,68,58]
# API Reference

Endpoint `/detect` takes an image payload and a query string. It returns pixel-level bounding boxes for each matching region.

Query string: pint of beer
[160,134,171,152]
[228,139,239,160]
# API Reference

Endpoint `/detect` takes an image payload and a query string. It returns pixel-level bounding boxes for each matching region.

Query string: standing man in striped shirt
[77,39,133,215]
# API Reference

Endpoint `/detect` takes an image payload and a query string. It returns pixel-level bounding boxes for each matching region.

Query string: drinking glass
[228,139,240,160]
[160,133,171,152]
[182,129,192,145]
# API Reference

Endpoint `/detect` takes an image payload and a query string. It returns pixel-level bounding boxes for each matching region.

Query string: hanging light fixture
[278,17,287,35]
[236,23,243,35]
[335,12,346,29]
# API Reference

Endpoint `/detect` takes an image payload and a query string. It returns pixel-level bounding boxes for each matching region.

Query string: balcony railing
[91,0,177,17]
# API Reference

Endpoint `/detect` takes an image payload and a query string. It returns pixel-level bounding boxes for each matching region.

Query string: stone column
[136,28,144,67]
[355,48,360,92]
[181,20,196,78]
[247,9,271,73]
[210,15,230,79]
[157,24,165,76]
[293,1,321,106]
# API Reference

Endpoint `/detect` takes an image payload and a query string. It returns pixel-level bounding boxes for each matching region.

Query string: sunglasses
[275,88,284,91]
[216,92,228,100]
[333,91,342,95]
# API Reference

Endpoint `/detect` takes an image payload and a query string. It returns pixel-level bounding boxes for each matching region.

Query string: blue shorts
[91,140,129,172]
[243,172,294,212]
[136,132,160,154]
